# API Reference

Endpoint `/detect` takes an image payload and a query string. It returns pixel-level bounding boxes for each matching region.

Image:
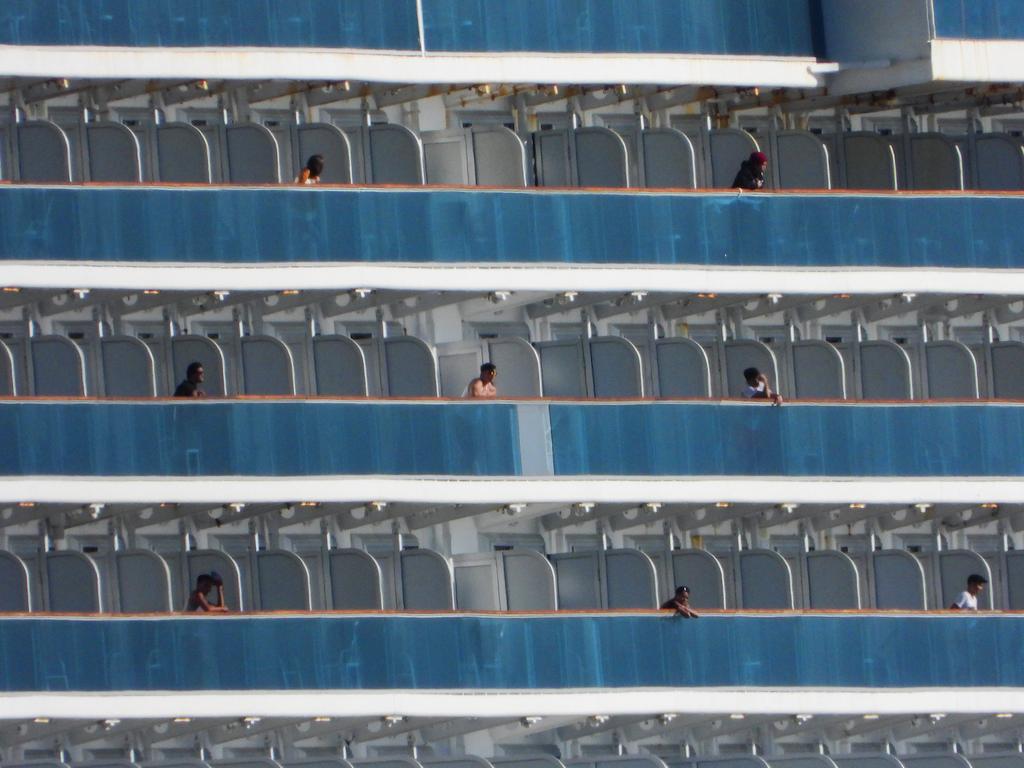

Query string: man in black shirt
[732,151,768,190]
[174,361,206,398]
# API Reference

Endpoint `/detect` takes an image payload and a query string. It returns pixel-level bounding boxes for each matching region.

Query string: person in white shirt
[950,573,988,610]
[742,366,783,405]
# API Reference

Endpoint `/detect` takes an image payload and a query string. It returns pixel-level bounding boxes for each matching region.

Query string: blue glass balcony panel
[547,403,1024,477]
[422,0,817,56]
[0,402,1022,479]
[2,187,1024,270]
[0,0,819,56]
[933,0,1024,40]
[0,402,522,477]
[0,0,419,50]
[1,614,1023,692]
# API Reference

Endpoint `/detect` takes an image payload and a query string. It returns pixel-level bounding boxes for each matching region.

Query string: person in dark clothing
[661,585,699,618]
[732,151,768,190]
[185,572,229,612]
[174,361,206,398]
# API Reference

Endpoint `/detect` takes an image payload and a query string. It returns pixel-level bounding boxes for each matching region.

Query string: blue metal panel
[0,614,1023,691]
[547,403,1024,477]
[0,0,820,56]
[933,0,1024,40]
[3,187,1024,270]
[0,0,419,49]
[422,0,817,56]
[0,401,1022,479]
[0,402,522,477]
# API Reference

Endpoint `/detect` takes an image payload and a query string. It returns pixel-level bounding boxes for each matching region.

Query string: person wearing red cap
[732,151,769,190]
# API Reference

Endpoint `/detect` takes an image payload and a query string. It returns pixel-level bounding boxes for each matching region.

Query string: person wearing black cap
[661,585,699,618]
[733,151,769,190]
[185,571,229,612]
[950,573,988,610]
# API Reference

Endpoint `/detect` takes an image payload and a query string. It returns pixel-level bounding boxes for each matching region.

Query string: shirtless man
[185,572,229,613]
[467,363,498,399]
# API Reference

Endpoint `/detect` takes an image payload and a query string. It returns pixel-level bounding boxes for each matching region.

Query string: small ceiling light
[298,501,321,508]
[914,503,933,513]
[353,288,373,299]
[103,719,121,729]
[573,502,595,517]
[558,290,579,305]
[281,289,301,296]
[342,80,351,91]
[242,716,262,726]
[488,290,512,303]
[696,293,717,299]
[849,503,866,509]
[313,716,332,723]
[658,713,677,725]
[173,717,192,723]
[729,714,745,720]
[767,293,783,303]
[33,717,50,724]
[521,716,543,727]
[833,293,851,299]
[644,502,663,514]
[796,714,813,723]
[981,503,999,510]
[900,292,917,303]
[589,715,610,726]
[501,503,526,517]
[780,503,798,514]
[995,713,1014,719]
[630,290,648,303]
[143,289,161,295]
[18,502,36,508]
[71,288,90,299]
[212,290,230,300]
[551,85,560,96]
[863,714,880,720]
[368,500,387,513]
[715,502,732,508]
[383,715,405,727]
[196,80,209,91]
[2,286,21,293]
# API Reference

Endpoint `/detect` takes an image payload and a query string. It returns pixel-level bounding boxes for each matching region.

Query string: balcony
[933,0,1024,40]
[1,613,1022,697]
[0,0,419,50]
[2,401,1022,482]
[2,187,1024,283]
[0,0,819,57]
